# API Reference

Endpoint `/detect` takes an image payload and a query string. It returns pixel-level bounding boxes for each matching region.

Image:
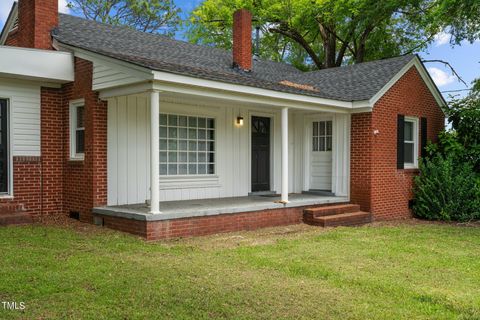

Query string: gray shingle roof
[54,14,417,102]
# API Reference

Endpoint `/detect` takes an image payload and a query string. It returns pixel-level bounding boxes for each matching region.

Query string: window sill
[69,155,84,162]
[0,194,13,200]
[160,175,220,190]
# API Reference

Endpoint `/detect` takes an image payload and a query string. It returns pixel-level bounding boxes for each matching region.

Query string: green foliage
[67,0,181,35]
[186,0,437,70]
[432,0,480,44]
[413,154,480,222]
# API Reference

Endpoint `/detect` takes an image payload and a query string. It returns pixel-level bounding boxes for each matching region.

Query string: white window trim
[404,116,419,169]
[69,99,85,161]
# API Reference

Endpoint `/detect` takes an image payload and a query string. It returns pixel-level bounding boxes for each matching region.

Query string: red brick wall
[41,88,64,215]
[350,66,445,220]
[16,0,58,49]
[62,58,108,223]
[350,112,373,212]
[98,206,306,240]
[5,29,19,46]
[233,9,252,71]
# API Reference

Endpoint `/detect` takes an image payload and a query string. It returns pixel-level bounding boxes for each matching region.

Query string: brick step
[304,204,360,219]
[0,212,33,226]
[0,203,25,215]
[308,211,372,227]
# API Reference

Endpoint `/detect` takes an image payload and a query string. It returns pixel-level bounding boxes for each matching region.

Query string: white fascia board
[369,56,447,109]
[0,46,74,83]
[99,81,154,99]
[55,41,154,81]
[153,70,355,111]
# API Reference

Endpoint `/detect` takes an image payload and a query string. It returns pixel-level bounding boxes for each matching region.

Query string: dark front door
[251,116,270,192]
[0,99,8,193]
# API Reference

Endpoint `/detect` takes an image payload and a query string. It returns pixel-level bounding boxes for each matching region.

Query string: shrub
[413,154,480,222]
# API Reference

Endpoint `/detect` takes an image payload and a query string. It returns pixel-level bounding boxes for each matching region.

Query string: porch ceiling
[93,194,349,222]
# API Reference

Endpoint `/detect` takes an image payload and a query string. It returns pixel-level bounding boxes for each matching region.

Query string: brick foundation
[95,206,315,240]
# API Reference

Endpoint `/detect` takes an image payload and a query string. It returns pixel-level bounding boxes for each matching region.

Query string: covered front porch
[93,193,349,221]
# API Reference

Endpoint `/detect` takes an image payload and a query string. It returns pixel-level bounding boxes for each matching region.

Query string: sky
[1,0,479,100]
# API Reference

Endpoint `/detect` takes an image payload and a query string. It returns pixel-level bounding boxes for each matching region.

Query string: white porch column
[150,90,161,214]
[281,107,289,203]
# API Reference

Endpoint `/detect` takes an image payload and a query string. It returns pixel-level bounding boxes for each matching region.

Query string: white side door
[310,120,333,191]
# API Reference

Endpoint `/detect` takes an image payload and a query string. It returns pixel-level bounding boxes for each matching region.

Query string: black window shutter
[421,117,428,158]
[397,114,405,169]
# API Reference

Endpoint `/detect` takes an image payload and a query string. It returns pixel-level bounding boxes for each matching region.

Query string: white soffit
[0,46,74,83]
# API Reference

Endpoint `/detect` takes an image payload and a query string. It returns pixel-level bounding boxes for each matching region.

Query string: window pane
[189,128,197,139]
[168,115,177,126]
[168,164,177,175]
[326,136,332,151]
[179,128,187,139]
[160,114,167,126]
[313,122,319,136]
[160,151,167,162]
[207,118,215,129]
[404,142,414,163]
[313,137,319,151]
[208,152,215,163]
[188,152,197,163]
[179,164,188,175]
[319,137,325,151]
[160,164,167,175]
[198,129,206,139]
[207,141,215,152]
[179,152,187,162]
[198,141,206,151]
[326,121,332,135]
[207,130,214,140]
[168,140,177,150]
[178,140,187,151]
[198,164,206,174]
[76,130,85,153]
[188,141,197,151]
[198,152,206,163]
[76,106,85,128]
[404,121,414,141]
[188,117,197,127]
[198,118,206,128]
[160,126,167,138]
[188,164,197,174]
[168,127,177,139]
[178,116,187,127]
[319,121,326,136]
[160,139,167,150]
[208,164,215,174]
[168,152,177,162]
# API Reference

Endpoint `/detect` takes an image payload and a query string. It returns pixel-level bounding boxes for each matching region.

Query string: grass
[0,221,479,319]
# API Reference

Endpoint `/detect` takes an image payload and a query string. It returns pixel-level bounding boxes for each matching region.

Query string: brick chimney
[17,0,58,50]
[232,9,252,72]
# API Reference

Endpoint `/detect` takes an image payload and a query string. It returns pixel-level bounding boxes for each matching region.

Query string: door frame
[303,115,335,192]
[0,97,12,196]
[248,111,275,193]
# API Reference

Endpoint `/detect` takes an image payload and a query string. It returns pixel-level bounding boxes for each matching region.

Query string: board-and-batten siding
[93,64,143,91]
[0,79,41,156]
[106,94,351,206]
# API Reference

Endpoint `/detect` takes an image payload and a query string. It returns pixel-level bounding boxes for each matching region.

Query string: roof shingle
[54,14,416,102]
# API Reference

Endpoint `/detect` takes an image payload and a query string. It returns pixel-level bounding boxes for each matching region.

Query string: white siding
[93,64,143,91]
[107,95,351,205]
[0,78,41,157]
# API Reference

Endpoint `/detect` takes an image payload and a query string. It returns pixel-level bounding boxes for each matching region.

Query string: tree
[187,0,440,70]
[187,0,479,70]
[67,0,181,35]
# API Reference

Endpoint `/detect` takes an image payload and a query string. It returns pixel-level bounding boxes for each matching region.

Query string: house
[0,1,445,239]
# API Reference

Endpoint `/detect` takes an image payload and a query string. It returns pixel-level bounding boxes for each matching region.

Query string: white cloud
[428,67,456,87]
[58,0,71,14]
[434,31,451,46]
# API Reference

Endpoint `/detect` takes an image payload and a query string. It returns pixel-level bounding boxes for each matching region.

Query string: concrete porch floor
[93,194,349,221]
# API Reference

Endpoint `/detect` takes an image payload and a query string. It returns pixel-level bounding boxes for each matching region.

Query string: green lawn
[0,221,479,319]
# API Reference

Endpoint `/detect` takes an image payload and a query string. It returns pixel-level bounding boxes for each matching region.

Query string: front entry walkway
[93,194,348,221]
